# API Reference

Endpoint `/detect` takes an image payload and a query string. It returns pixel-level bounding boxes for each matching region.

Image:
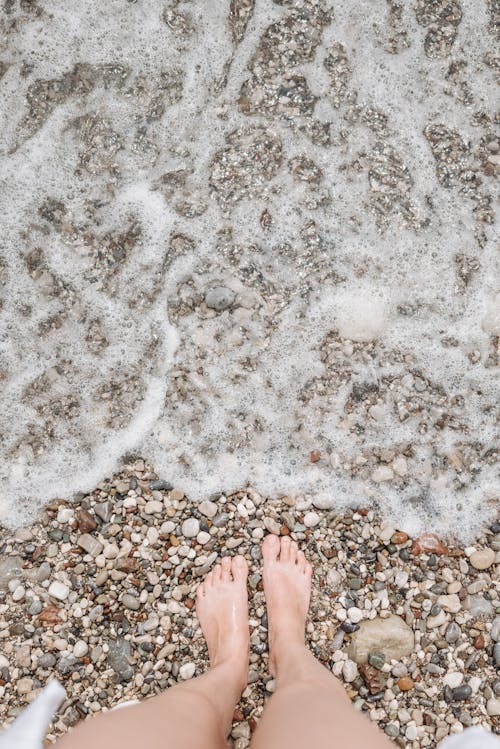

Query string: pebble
[122,594,140,611]
[348,607,363,623]
[342,659,358,683]
[73,641,89,658]
[197,531,211,545]
[326,569,342,590]
[493,643,500,667]
[427,610,447,628]
[205,286,235,311]
[444,672,463,688]
[445,622,461,643]
[78,534,103,557]
[451,685,472,701]
[16,677,34,695]
[469,548,495,569]
[182,518,200,538]
[12,585,25,602]
[486,698,500,717]
[107,639,134,682]
[179,662,196,680]
[397,677,414,691]
[438,594,461,613]
[491,617,500,642]
[198,500,218,518]
[48,581,70,601]
[303,511,320,528]
[348,615,414,664]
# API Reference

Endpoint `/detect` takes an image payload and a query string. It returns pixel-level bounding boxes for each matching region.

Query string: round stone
[347,607,363,624]
[469,548,495,570]
[198,501,218,518]
[303,511,320,528]
[205,286,235,311]
[182,518,200,538]
[122,594,140,611]
[179,662,196,680]
[73,640,89,658]
[12,585,25,602]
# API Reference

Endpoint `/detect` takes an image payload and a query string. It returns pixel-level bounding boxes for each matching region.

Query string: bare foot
[196,555,249,685]
[262,534,313,676]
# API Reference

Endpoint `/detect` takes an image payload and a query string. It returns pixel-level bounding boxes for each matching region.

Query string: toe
[232,555,248,582]
[297,550,307,571]
[289,540,298,564]
[280,535,291,562]
[262,533,280,562]
[212,565,222,583]
[305,562,313,578]
[221,555,232,582]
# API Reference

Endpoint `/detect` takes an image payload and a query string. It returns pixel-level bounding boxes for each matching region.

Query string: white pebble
[198,500,217,518]
[182,518,200,538]
[48,581,70,601]
[342,659,358,683]
[73,640,89,658]
[303,511,320,528]
[12,585,25,602]
[347,607,363,623]
[179,662,196,680]
[443,672,463,688]
[197,531,211,545]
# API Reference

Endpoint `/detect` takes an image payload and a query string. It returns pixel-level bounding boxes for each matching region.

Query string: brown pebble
[392,531,409,544]
[169,534,180,546]
[76,508,97,532]
[310,450,321,463]
[359,663,387,694]
[38,605,63,625]
[474,634,485,649]
[397,677,414,691]
[280,524,290,536]
[411,533,448,556]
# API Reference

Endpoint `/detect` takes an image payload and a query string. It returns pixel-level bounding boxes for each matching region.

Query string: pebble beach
[0,461,498,747]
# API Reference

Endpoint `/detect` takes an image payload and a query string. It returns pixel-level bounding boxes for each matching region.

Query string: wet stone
[107,639,134,682]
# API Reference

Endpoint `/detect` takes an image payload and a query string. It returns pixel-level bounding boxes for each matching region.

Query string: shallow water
[0,0,498,536]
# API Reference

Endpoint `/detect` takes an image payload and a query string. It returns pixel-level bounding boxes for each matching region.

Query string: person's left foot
[196,555,249,685]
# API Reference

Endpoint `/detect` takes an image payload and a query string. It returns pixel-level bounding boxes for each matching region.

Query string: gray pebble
[28,599,43,615]
[205,286,235,311]
[493,642,500,667]
[107,638,134,682]
[451,685,472,701]
[445,622,461,643]
[122,593,140,611]
[38,653,56,669]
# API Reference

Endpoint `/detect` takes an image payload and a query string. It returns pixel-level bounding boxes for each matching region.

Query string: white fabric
[0,679,498,748]
[439,728,500,748]
[0,679,66,749]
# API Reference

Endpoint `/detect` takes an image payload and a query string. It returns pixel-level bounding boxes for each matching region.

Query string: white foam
[0,0,498,539]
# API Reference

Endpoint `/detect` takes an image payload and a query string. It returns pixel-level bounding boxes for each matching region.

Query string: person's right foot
[261,534,313,676]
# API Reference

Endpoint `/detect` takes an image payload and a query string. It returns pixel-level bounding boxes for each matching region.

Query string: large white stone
[347,614,414,664]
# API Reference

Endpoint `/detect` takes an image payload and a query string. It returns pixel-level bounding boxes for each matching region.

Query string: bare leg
[55,555,249,749]
[251,535,392,749]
